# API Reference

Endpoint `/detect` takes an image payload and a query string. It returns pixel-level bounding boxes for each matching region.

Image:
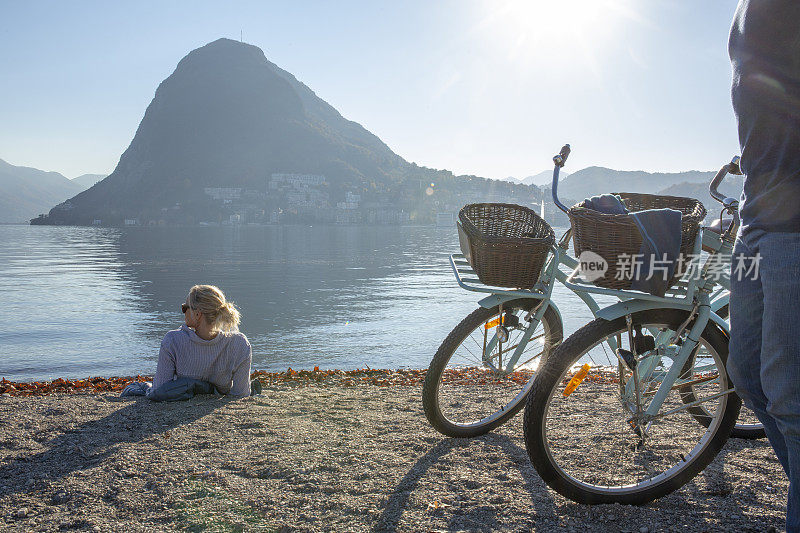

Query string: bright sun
[479,0,638,70]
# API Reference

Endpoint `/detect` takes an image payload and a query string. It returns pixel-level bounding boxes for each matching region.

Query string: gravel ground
[0,382,787,532]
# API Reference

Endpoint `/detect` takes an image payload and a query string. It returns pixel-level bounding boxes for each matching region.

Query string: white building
[204,187,242,201]
[269,173,326,190]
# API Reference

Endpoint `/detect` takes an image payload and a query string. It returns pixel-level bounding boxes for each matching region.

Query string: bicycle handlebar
[709,156,741,205]
[707,155,741,245]
[553,144,571,168]
[551,144,571,215]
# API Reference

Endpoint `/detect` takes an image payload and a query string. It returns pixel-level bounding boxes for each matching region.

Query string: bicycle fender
[477,293,548,309]
[595,300,730,336]
[477,295,562,328]
[541,299,562,329]
[710,292,730,314]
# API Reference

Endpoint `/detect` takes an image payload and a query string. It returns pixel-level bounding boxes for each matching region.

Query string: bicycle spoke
[534,315,735,496]
[427,302,558,435]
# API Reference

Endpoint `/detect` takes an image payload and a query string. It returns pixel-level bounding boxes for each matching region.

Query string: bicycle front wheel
[423,299,562,438]
[523,308,740,505]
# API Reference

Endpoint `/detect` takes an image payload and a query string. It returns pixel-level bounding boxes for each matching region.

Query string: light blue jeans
[729,229,800,533]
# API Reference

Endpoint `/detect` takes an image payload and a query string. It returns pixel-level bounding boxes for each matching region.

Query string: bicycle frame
[555,154,742,422]
[449,226,730,375]
[448,149,741,423]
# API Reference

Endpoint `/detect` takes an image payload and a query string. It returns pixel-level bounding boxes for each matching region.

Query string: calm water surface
[0,224,601,381]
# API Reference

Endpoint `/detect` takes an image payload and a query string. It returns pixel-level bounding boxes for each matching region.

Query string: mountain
[0,159,84,223]
[34,38,418,226]
[71,173,106,189]
[498,171,567,187]
[656,175,744,217]
[34,38,722,227]
[521,170,567,187]
[555,166,721,204]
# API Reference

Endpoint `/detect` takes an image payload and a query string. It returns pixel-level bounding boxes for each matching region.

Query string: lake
[0,224,602,382]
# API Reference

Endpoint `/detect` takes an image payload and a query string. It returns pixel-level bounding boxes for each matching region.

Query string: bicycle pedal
[616,348,637,370]
[633,333,655,353]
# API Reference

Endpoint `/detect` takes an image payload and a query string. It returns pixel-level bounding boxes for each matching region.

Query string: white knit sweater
[153,324,252,397]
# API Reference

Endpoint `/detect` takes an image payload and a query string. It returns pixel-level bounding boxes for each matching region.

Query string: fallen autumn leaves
[0,366,623,397]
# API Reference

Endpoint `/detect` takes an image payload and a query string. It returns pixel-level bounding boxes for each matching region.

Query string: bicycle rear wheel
[681,343,765,439]
[523,309,740,505]
[423,299,562,437]
[685,304,765,439]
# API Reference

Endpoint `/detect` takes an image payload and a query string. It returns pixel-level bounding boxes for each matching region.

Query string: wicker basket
[458,203,555,289]
[569,193,706,290]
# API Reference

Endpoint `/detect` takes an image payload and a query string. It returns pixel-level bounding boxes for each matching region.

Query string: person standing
[728,1,800,531]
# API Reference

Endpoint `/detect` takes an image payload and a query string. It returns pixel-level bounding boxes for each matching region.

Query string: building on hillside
[268,173,326,190]
[336,209,363,224]
[366,208,410,225]
[268,173,329,210]
[286,189,328,208]
[204,187,242,202]
[436,212,454,226]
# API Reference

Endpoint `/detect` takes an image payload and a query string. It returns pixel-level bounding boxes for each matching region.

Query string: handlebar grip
[727,155,743,175]
[710,155,742,204]
[553,144,571,168]
[709,163,732,204]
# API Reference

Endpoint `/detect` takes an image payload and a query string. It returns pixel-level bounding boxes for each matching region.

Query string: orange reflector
[562,363,591,397]
[485,317,501,330]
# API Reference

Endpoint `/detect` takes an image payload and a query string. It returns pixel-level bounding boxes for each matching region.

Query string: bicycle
[423,150,762,440]
[522,148,746,504]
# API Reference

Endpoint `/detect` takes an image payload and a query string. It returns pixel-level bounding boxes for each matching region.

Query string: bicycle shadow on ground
[372,432,558,532]
[0,395,227,499]
[675,436,784,527]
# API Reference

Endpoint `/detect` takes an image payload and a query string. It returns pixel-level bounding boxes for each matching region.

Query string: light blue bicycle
[423,150,760,444]
[522,149,748,504]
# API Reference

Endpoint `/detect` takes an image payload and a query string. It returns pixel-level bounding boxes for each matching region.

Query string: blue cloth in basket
[582,194,683,297]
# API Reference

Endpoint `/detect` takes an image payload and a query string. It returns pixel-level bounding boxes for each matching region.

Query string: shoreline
[0,380,788,532]
[0,368,428,397]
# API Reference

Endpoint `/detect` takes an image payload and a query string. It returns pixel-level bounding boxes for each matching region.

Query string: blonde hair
[188,284,241,332]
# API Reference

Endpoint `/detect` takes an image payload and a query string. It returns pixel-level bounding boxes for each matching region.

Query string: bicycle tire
[423,299,562,438]
[523,308,740,505]
[682,304,765,439]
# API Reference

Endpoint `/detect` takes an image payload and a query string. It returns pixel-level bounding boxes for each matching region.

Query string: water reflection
[0,225,599,381]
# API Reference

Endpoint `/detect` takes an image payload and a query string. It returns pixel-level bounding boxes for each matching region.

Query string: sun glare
[479,0,638,72]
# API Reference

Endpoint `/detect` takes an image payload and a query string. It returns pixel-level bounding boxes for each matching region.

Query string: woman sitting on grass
[152,284,253,398]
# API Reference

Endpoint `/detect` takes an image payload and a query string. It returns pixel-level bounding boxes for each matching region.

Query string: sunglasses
[181,303,195,314]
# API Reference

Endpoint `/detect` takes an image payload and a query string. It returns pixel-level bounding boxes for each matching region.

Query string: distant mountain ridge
[548,166,744,216]
[71,173,107,189]
[500,170,566,187]
[556,166,718,200]
[655,176,744,216]
[29,38,739,226]
[35,38,415,226]
[0,159,85,223]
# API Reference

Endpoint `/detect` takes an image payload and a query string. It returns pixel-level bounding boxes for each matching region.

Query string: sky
[1,1,741,179]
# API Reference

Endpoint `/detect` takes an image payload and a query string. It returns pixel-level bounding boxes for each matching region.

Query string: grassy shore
[0,379,787,532]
